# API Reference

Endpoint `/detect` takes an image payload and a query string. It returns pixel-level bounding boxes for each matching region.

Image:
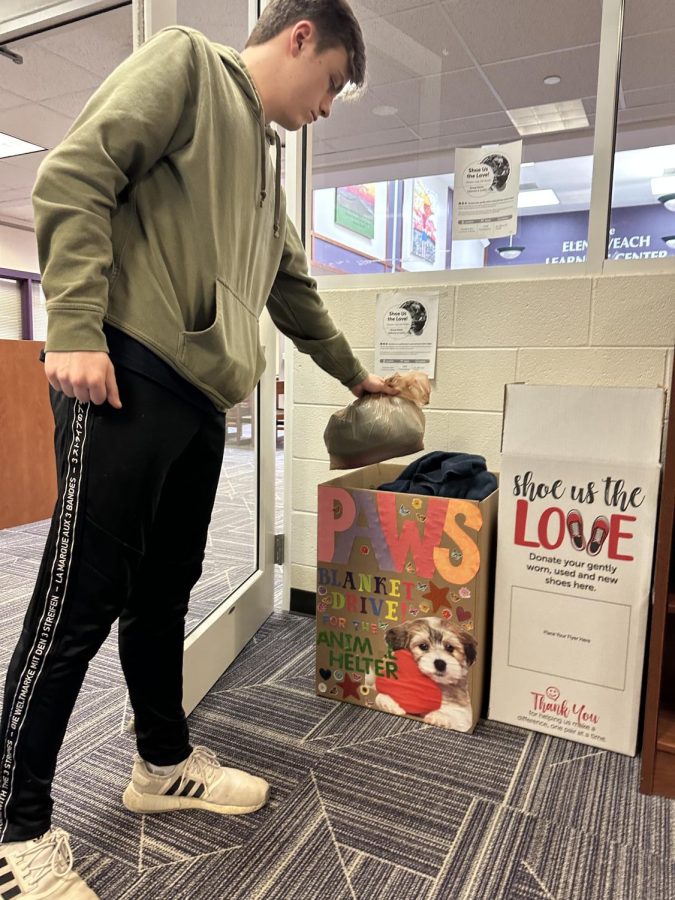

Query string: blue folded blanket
[378,451,497,500]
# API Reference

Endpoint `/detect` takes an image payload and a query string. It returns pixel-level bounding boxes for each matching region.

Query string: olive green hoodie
[32,26,368,410]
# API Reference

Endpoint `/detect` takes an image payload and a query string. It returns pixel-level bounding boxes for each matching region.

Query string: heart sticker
[319,668,331,680]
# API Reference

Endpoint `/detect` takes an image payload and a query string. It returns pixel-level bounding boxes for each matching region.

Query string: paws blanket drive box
[315,460,498,732]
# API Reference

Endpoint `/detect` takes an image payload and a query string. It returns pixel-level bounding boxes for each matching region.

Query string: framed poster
[411,180,437,263]
[335,184,376,239]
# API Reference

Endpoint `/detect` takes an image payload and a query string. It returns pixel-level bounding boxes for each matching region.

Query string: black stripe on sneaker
[0,872,14,886]
[165,777,182,796]
[180,780,196,797]
[0,858,7,868]
[2,885,21,899]
[193,784,205,798]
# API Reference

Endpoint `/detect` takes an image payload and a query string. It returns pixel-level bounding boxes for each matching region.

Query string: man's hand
[44,351,122,409]
[350,373,399,398]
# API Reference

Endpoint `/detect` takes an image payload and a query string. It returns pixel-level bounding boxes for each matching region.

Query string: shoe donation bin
[315,462,498,733]
[488,384,665,755]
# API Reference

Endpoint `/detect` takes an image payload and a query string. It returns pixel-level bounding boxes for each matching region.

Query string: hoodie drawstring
[273,130,281,239]
[260,126,281,239]
[259,126,267,208]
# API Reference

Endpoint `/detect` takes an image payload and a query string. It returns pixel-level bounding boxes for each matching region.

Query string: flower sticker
[412,498,423,509]
[441,608,452,619]
[360,546,369,555]
[459,587,471,599]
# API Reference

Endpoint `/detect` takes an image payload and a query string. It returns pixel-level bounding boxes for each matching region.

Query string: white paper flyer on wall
[452,140,522,240]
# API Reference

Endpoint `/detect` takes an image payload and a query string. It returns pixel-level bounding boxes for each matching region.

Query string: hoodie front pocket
[179,278,265,406]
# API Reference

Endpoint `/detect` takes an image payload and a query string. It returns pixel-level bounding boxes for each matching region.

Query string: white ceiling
[0,0,674,228]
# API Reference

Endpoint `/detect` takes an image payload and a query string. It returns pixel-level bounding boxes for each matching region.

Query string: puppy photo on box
[367,616,478,732]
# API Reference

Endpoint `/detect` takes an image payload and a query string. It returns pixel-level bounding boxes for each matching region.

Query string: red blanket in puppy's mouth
[375,649,442,715]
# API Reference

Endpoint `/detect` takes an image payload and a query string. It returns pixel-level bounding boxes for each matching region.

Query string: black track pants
[0,368,225,842]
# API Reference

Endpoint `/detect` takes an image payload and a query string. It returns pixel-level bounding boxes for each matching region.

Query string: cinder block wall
[290,272,675,592]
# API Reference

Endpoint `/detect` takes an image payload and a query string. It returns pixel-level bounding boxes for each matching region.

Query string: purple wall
[488,205,675,267]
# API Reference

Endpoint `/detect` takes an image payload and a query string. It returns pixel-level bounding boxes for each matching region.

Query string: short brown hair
[246,0,366,88]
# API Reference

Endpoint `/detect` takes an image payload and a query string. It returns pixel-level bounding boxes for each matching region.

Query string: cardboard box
[488,384,665,755]
[316,462,498,732]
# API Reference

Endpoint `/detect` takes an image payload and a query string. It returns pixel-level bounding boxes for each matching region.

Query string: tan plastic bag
[324,371,432,469]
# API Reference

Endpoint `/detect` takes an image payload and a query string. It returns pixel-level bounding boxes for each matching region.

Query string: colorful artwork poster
[335,184,376,239]
[411,180,437,263]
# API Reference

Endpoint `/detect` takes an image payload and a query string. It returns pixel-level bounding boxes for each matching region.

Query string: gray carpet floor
[0,448,673,899]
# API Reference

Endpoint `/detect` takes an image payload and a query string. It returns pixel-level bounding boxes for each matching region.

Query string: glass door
[165,0,277,712]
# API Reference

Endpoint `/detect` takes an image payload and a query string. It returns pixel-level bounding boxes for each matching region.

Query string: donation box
[316,463,498,733]
[489,384,665,755]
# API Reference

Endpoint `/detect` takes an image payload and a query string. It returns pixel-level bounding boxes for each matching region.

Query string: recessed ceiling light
[658,193,675,212]
[543,75,561,85]
[507,100,589,136]
[0,131,45,160]
[651,176,675,196]
[518,188,560,209]
[661,235,675,249]
[373,105,398,117]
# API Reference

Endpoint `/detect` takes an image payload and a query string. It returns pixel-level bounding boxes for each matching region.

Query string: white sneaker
[0,828,98,898]
[122,745,270,816]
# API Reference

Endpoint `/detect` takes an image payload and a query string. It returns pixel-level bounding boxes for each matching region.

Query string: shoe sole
[122,783,268,816]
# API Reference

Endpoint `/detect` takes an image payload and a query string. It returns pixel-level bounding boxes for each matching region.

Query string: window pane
[31,280,47,340]
[0,277,22,338]
[609,0,675,262]
[311,0,602,275]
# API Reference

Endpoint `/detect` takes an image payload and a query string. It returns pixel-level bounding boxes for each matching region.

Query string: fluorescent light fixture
[518,188,560,209]
[0,131,44,159]
[521,162,535,168]
[661,235,675,249]
[651,176,675,196]
[507,99,589,136]
[543,75,561,85]
[659,194,675,212]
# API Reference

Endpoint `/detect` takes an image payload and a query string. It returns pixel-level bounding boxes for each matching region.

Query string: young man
[0,2,392,896]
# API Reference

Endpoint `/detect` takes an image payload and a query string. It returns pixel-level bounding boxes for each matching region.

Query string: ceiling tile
[319,125,420,154]
[0,103,72,151]
[442,0,602,64]
[620,31,675,92]
[371,67,503,126]
[0,42,100,102]
[33,5,132,79]
[623,85,675,109]
[618,102,675,126]
[0,199,34,223]
[624,0,675,37]
[0,88,28,111]
[39,89,98,120]
[482,46,600,111]
[363,4,473,77]
[1,150,47,172]
[350,0,425,21]
[0,159,36,191]
[415,111,512,139]
[314,91,410,141]
[175,0,249,46]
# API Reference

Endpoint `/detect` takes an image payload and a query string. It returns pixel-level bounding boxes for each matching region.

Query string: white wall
[0,224,39,274]
[289,270,675,593]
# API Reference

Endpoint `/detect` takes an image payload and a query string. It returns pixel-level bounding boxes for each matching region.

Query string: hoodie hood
[216,45,282,238]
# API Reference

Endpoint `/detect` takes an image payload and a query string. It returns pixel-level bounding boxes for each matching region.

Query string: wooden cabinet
[640,362,675,798]
[0,339,57,530]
